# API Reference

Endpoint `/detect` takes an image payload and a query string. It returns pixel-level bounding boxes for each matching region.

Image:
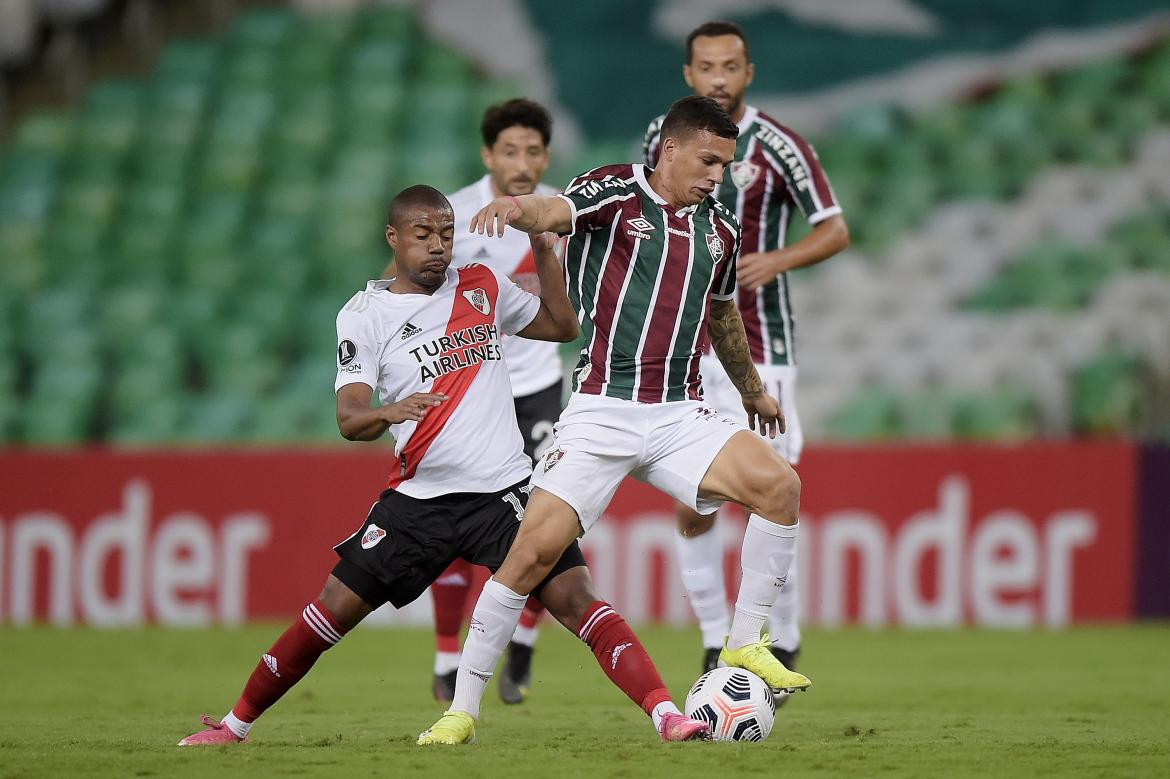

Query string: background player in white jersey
[644,21,851,679]
[422,96,812,747]
[422,99,563,705]
[179,185,711,747]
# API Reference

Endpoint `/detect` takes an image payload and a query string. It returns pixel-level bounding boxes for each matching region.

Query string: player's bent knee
[759,461,800,519]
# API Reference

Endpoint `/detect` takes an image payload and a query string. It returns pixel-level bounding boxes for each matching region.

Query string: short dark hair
[659,95,738,144]
[386,184,452,227]
[480,98,553,148]
[685,20,751,63]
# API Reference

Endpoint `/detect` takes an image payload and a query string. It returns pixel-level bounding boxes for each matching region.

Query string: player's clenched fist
[469,196,522,237]
[741,392,785,439]
[383,392,448,423]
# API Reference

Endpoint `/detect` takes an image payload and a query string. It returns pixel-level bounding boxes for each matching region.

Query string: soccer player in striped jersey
[421,95,811,747]
[644,20,851,679]
[179,185,711,747]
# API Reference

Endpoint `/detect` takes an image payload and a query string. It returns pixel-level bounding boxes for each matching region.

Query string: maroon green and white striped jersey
[644,105,841,366]
[556,163,741,403]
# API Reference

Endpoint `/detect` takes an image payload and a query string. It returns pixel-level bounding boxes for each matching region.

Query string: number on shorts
[502,491,525,521]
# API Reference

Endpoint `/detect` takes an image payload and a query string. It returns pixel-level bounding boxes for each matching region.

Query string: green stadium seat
[358,5,416,44]
[107,396,185,444]
[954,386,1041,440]
[1071,350,1150,435]
[898,386,959,439]
[229,8,295,49]
[9,112,75,156]
[218,47,279,89]
[1110,209,1170,273]
[181,392,255,442]
[76,80,142,155]
[825,387,901,440]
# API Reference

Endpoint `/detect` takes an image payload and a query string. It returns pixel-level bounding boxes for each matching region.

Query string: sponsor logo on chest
[626,216,655,241]
[408,323,503,382]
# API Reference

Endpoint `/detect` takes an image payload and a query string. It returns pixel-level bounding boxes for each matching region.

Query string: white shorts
[699,355,803,465]
[531,393,747,533]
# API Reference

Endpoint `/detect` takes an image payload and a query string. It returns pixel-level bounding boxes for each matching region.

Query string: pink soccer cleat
[658,711,712,742]
[177,715,247,746]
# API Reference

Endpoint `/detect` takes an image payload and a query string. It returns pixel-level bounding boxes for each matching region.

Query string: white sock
[451,577,527,719]
[434,650,461,675]
[221,711,251,738]
[768,555,802,652]
[674,525,730,649]
[511,623,539,647]
[651,700,683,732]
[728,515,798,650]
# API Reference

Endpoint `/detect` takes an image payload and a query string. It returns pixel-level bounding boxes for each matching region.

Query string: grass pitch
[2,623,1168,777]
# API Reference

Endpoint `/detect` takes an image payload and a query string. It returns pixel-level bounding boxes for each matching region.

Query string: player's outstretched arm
[469,195,572,237]
[516,232,578,343]
[336,383,447,441]
[707,299,784,438]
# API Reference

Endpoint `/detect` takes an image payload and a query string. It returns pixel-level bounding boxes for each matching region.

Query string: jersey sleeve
[642,115,664,167]
[556,168,635,237]
[491,266,541,336]
[710,212,741,301]
[758,126,842,225]
[334,299,381,392]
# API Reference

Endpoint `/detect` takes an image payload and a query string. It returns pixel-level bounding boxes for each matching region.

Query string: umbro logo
[400,321,422,340]
[626,216,655,240]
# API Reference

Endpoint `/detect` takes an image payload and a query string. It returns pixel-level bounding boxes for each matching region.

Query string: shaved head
[387,184,453,228]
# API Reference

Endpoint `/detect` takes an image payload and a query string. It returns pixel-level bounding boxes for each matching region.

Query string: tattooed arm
[707,298,785,438]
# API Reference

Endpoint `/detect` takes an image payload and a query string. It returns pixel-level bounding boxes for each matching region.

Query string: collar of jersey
[633,163,699,217]
[737,105,759,135]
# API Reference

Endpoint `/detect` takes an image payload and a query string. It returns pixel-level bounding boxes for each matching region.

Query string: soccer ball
[684,666,776,742]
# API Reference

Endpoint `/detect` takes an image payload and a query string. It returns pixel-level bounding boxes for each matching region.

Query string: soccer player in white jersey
[645,21,850,680]
[179,186,710,747]
[421,96,812,747]
[425,99,563,705]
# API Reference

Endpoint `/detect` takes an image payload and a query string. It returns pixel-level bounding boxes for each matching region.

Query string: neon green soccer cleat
[719,633,811,694]
[417,710,477,746]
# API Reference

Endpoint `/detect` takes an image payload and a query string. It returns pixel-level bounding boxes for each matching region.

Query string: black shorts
[332,479,586,610]
[514,379,564,461]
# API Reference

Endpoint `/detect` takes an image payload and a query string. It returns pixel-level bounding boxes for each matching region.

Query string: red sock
[518,596,543,631]
[231,600,346,723]
[577,601,672,716]
[431,559,473,653]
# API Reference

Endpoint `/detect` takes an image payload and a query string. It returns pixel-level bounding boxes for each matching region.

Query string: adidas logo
[473,246,490,260]
[400,322,422,340]
[263,653,280,677]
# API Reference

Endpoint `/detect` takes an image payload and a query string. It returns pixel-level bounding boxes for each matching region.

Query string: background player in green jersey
[645,21,851,682]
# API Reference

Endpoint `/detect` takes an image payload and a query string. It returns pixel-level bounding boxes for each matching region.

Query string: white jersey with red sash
[334,263,540,498]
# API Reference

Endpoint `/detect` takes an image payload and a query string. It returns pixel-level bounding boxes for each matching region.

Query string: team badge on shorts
[706,232,725,262]
[462,288,491,316]
[729,160,760,191]
[361,524,387,549]
[542,447,565,473]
